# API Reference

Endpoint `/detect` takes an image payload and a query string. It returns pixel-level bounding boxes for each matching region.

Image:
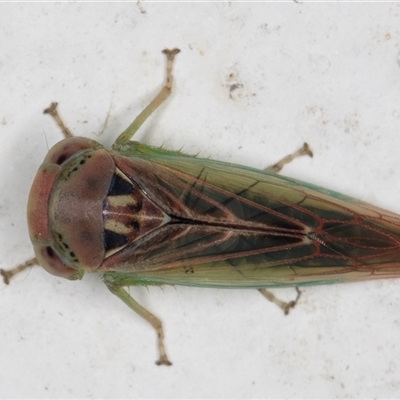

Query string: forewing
[101,151,400,288]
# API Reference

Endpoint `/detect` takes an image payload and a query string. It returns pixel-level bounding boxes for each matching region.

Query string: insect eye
[44,138,95,166]
[46,246,54,257]
[34,245,78,279]
[55,154,68,165]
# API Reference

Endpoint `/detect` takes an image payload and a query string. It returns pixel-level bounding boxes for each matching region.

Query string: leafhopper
[3,49,400,366]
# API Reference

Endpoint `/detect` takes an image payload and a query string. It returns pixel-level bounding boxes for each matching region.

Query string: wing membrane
[100,150,400,288]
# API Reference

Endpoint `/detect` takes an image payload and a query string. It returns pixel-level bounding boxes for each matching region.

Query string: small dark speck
[86,177,99,190]
[128,219,140,232]
[230,83,243,93]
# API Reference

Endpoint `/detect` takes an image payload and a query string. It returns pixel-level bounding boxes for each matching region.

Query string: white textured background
[1,2,400,398]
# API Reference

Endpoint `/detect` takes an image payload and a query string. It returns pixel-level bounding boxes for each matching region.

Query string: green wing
[101,143,400,288]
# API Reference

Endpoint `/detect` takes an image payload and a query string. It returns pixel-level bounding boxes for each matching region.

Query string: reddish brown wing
[99,151,400,288]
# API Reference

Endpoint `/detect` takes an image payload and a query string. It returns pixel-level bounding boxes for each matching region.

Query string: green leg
[106,283,172,366]
[114,48,180,146]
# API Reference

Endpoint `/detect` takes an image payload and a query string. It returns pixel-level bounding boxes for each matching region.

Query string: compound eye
[35,245,78,279]
[44,138,95,166]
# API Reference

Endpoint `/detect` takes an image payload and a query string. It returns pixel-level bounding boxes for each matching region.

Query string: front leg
[105,280,172,366]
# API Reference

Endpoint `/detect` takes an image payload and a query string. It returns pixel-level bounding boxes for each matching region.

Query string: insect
[3,49,400,366]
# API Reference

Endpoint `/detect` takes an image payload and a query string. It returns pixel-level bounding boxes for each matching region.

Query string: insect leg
[260,144,312,313]
[43,102,75,138]
[1,257,38,285]
[105,283,172,366]
[258,287,301,315]
[115,48,181,146]
[265,143,313,174]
